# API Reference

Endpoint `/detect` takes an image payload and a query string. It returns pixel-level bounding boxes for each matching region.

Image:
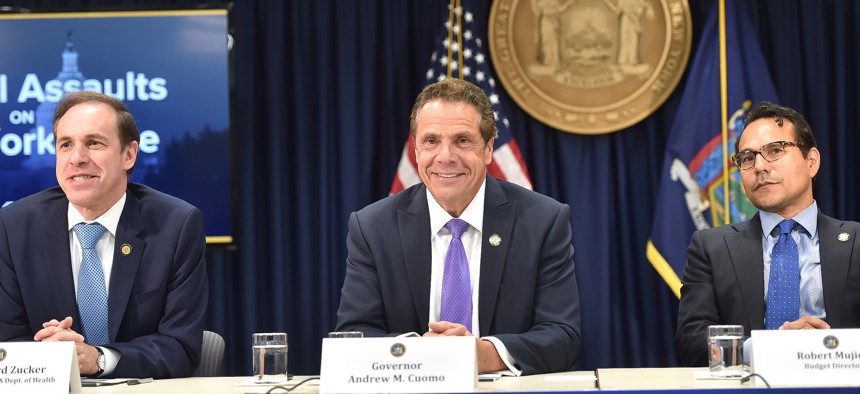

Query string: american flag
[389,5,532,194]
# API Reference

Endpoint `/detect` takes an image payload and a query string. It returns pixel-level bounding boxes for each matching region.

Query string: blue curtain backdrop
[5,0,860,376]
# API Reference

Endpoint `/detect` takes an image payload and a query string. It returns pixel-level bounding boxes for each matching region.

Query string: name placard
[319,336,476,393]
[751,328,860,387]
[0,342,81,393]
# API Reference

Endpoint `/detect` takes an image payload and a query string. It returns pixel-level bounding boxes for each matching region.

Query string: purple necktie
[440,218,472,332]
[765,219,800,330]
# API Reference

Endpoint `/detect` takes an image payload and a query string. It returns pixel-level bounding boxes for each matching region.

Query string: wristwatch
[94,346,105,377]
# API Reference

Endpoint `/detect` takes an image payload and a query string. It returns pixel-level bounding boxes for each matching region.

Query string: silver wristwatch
[94,346,106,376]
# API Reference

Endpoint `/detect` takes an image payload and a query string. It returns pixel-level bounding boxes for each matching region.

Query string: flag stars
[462,66,471,77]
[440,55,449,66]
[465,11,474,23]
[426,68,435,80]
[475,71,485,82]
[489,78,496,88]
[463,48,473,59]
[474,53,485,64]
[489,93,499,105]
[464,30,473,41]
[493,111,499,121]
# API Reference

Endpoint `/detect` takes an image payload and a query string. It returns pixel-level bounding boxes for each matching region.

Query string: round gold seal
[489,0,692,134]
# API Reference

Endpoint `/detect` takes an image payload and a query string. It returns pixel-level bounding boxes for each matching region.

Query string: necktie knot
[446,219,469,240]
[778,219,799,235]
[74,223,107,249]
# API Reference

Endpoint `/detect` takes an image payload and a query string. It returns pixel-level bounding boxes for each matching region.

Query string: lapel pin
[121,244,132,255]
[489,234,502,247]
[838,233,850,242]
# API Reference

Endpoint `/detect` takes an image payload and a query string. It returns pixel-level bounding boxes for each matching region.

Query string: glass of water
[252,332,288,383]
[708,325,745,377]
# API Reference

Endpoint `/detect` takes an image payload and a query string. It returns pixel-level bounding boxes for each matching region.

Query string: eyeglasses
[731,141,800,170]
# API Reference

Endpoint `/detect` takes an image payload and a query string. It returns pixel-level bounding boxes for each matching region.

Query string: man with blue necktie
[0,91,208,378]
[675,102,860,366]
[335,79,581,375]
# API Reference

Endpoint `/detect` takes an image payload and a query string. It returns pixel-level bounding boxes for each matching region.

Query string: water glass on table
[708,325,746,377]
[252,332,289,384]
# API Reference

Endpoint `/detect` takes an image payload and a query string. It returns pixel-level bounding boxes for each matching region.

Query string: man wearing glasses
[675,101,860,366]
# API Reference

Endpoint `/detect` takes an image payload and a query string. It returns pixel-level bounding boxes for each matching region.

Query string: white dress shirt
[67,192,126,376]
[425,180,522,376]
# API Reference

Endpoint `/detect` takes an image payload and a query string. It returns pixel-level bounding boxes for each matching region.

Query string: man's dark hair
[739,101,817,158]
[53,91,141,176]
[410,78,497,144]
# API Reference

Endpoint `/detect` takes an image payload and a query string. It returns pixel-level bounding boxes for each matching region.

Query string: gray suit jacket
[675,211,860,366]
[335,176,581,375]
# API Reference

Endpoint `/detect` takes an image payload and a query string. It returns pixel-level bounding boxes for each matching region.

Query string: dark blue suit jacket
[0,183,208,378]
[675,211,860,366]
[335,176,581,375]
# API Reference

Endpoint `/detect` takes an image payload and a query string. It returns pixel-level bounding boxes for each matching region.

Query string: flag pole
[456,0,463,79]
[447,0,455,78]
[719,0,730,225]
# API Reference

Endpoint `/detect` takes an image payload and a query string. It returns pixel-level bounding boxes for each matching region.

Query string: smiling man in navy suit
[335,78,581,376]
[0,91,208,378]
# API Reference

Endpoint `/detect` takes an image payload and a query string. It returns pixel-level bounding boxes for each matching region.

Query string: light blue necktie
[765,219,800,330]
[440,218,472,332]
[74,223,110,345]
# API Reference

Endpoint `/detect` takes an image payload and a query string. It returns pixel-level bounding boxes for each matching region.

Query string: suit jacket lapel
[478,177,514,334]
[43,199,80,332]
[726,214,766,330]
[399,186,432,331]
[818,212,853,328]
[107,190,146,340]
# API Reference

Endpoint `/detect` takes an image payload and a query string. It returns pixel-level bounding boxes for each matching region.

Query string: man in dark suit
[676,102,860,366]
[335,79,581,376]
[0,91,208,378]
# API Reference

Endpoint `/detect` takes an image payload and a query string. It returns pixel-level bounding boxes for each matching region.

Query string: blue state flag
[647,0,779,297]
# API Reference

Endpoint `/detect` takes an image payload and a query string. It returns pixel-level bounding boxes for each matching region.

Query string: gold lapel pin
[121,244,132,255]
[838,233,850,242]
[489,234,502,247]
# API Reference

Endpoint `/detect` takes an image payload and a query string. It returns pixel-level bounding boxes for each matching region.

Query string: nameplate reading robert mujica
[797,350,860,371]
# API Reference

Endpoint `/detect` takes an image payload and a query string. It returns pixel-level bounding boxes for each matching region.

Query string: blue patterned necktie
[765,219,800,330]
[74,223,110,345]
[440,218,472,332]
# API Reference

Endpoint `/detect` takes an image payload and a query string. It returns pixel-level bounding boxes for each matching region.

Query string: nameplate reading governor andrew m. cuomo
[489,0,692,134]
[0,341,82,393]
[751,329,860,388]
[319,337,477,393]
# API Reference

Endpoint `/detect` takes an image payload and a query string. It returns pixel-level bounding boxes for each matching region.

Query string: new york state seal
[489,0,692,134]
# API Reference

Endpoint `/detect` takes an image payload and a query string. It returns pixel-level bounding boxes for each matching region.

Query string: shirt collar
[427,179,486,237]
[67,192,127,237]
[759,200,818,237]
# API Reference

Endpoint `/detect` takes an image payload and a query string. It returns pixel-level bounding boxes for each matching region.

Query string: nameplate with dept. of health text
[0,341,82,393]
[751,328,860,387]
[319,336,476,393]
